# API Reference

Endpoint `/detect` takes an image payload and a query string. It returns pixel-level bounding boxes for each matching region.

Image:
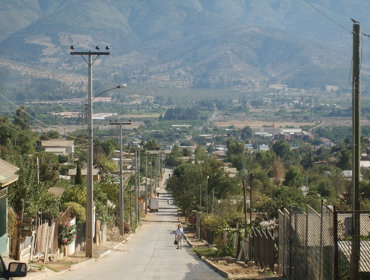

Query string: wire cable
[0,122,36,140]
[0,92,89,143]
[304,0,353,34]
[0,92,50,128]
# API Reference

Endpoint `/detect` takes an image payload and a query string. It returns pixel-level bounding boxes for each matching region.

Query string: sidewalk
[22,173,171,280]
[23,232,134,280]
[180,218,287,280]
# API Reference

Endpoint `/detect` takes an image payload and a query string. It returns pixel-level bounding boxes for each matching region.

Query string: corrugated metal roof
[338,240,370,273]
[41,140,74,147]
[0,159,19,187]
[68,168,99,176]
[45,147,67,153]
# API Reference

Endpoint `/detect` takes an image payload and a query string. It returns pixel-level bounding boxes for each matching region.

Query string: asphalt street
[45,170,223,280]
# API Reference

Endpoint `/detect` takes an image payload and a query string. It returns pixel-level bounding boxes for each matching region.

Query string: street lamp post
[109,120,131,236]
[70,46,110,257]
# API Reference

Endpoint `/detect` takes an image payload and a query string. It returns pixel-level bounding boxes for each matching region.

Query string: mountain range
[0,0,369,101]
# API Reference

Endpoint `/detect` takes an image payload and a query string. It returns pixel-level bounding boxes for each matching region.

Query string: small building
[41,139,74,155]
[68,168,100,182]
[258,144,270,151]
[222,167,238,177]
[274,132,291,141]
[0,159,19,256]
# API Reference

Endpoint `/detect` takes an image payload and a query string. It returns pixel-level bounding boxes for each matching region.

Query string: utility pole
[134,150,138,226]
[351,22,361,280]
[154,157,157,195]
[250,173,254,225]
[134,149,141,224]
[109,120,131,236]
[150,158,153,195]
[145,156,148,215]
[157,153,160,190]
[70,47,109,258]
[137,150,140,222]
[206,176,209,212]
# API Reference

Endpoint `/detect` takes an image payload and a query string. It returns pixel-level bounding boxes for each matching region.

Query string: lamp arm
[92,84,126,100]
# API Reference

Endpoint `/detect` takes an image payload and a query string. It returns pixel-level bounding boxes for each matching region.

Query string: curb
[203,257,233,279]
[183,233,232,279]
[25,250,112,280]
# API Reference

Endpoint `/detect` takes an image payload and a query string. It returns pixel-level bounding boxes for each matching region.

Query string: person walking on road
[175,224,184,249]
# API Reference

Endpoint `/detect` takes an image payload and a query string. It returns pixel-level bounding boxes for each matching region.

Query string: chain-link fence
[305,206,321,280]
[279,204,370,280]
[321,204,335,280]
[335,210,370,280]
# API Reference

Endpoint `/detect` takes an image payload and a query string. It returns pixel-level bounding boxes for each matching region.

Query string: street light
[71,47,113,257]
[92,84,126,101]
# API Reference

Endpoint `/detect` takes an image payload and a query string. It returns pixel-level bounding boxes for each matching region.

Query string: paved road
[46,189,223,280]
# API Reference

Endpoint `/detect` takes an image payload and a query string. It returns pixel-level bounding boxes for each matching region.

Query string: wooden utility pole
[109,121,131,235]
[145,156,148,214]
[70,49,110,257]
[351,23,361,280]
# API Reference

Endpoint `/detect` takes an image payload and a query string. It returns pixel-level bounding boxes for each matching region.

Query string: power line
[304,0,352,33]
[0,122,36,140]
[0,92,50,128]
[0,92,89,143]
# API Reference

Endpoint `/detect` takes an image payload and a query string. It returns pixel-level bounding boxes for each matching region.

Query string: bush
[58,218,77,246]
[61,202,86,223]
[8,207,18,236]
[193,247,218,258]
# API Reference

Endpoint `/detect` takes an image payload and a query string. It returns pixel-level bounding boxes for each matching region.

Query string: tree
[13,106,30,130]
[240,125,253,141]
[166,159,240,213]
[166,144,183,167]
[336,148,352,170]
[272,139,291,161]
[272,157,285,187]
[194,145,207,161]
[143,139,160,150]
[40,130,60,140]
[61,185,87,208]
[38,152,60,183]
[8,156,53,215]
[284,165,304,188]
[226,138,245,158]
[75,162,83,185]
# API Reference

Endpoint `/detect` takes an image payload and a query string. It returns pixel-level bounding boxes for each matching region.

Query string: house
[41,139,74,155]
[68,168,100,182]
[258,144,270,151]
[222,166,238,177]
[0,159,19,256]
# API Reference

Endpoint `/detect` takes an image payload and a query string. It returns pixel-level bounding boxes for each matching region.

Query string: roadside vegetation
[2,89,370,256]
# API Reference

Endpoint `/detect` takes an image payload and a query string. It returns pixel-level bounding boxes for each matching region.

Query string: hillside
[0,0,369,102]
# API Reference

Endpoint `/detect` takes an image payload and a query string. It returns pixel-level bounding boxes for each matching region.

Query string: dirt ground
[184,231,284,280]
[209,259,276,279]
[29,227,128,273]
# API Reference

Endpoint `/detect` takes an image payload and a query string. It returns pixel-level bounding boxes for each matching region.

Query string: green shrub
[61,202,86,223]
[193,247,218,258]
